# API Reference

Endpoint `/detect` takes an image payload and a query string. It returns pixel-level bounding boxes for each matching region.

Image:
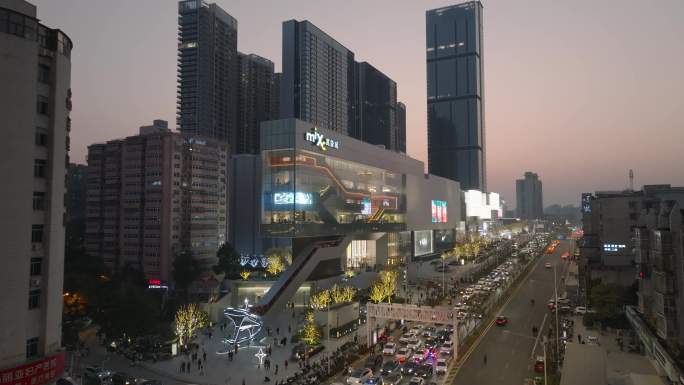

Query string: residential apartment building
[0,0,72,376]
[426,1,486,191]
[85,120,228,285]
[177,0,239,146]
[236,53,280,154]
[516,171,543,220]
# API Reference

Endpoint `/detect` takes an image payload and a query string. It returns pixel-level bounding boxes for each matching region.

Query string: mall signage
[0,352,64,385]
[305,127,339,151]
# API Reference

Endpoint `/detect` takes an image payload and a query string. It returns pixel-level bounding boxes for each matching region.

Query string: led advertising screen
[581,193,592,213]
[431,200,448,223]
[361,198,372,215]
[273,192,313,205]
[414,230,434,256]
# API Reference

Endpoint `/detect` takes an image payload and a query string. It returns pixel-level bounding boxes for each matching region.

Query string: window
[30,258,42,276]
[34,159,46,178]
[35,128,48,146]
[37,95,49,115]
[31,224,44,243]
[28,289,41,309]
[38,64,50,84]
[33,192,45,210]
[26,337,39,358]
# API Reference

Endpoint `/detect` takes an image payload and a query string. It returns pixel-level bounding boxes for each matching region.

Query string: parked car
[347,368,373,385]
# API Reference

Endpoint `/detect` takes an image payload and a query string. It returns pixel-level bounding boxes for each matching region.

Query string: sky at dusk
[33,0,684,207]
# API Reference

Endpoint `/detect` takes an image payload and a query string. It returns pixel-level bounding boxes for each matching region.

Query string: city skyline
[32,0,684,205]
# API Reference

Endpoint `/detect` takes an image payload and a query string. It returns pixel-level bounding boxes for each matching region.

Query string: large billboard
[431,200,448,223]
[414,230,434,256]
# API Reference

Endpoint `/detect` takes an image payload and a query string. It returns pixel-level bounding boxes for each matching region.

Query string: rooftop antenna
[629,169,634,191]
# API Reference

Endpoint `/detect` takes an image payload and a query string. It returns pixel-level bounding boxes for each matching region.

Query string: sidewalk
[568,316,665,385]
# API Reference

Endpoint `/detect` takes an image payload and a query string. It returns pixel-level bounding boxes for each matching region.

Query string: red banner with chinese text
[0,353,65,385]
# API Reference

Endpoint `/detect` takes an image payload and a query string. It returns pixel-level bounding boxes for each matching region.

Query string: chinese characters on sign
[0,353,64,385]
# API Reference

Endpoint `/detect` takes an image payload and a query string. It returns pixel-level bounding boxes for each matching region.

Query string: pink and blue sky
[33,0,684,206]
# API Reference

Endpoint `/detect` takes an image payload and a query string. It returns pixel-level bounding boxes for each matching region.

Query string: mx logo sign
[305,127,339,151]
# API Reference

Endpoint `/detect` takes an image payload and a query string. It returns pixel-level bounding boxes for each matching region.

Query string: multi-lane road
[450,240,573,385]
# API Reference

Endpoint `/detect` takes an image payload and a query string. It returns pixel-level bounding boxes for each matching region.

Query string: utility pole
[554,263,560,367]
[543,338,548,385]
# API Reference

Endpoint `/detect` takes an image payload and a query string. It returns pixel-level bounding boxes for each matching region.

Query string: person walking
[284,359,288,371]
[483,354,487,365]
[275,364,279,375]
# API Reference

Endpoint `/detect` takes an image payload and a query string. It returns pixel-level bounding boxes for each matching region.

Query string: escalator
[254,235,352,320]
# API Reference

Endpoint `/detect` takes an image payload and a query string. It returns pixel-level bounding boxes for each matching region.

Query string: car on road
[534,356,545,373]
[381,360,400,375]
[407,338,423,350]
[85,367,113,380]
[382,372,402,385]
[439,340,453,355]
[495,316,508,326]
[399,333,414,344]
[401,362,421,376]
[111,373,136,385]
[435,358,448,375]
[544,262,552,268]
[364,376,383,385]
[382,342,397,355]
[347,368,373,385]
[574,306,587,314]
[415,364,434,378]
[411,348,428,363]
[365,354,383,371]
[408,377,425,385]
[395,347,412,363]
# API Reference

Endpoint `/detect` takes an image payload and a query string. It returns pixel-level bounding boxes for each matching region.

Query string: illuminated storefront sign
[273,192,313,205]
[304,127,339,151]
[603,243,626,252]
[148,279,169,289]
[431,200,448,223]
[0,352,65,385]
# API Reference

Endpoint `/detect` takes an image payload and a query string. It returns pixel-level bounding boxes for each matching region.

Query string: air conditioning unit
[30,277,41,288]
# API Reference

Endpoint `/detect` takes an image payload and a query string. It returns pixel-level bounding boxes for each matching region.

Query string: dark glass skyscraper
[352,62,402,152]
[281,20,355,135]
[397,102,406,153]
[177,1,238,146]
[426,2,485,191]
[516,171,543,220]
[237,53,279,154]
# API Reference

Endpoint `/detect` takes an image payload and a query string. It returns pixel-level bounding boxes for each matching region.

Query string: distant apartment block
[0,0,72,373]
[516,171,543,220]
[85,120,228,286]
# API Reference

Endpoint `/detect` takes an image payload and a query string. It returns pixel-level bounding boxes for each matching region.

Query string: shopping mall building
[247,119,467,317]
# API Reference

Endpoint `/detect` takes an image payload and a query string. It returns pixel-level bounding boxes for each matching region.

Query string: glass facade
[426,2,485,191]
[261,129,407,237]
[387,231,412,266]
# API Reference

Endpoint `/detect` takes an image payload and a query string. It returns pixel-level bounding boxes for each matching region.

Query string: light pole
[543,337,548,385]
[554,263,560,364]
[327,300,331,375]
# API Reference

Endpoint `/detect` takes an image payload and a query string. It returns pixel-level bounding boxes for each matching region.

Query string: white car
[395,347,412,363]
[347,368,373,385]
[410,348,427,363]
[383,342,397,355]
[407,338,422,350]
[410,324,423,334]
[435,358,449,374]
[399,333,414,344]
[440,340,454,355]
[408,377,425,385]
[574,306,587,315]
